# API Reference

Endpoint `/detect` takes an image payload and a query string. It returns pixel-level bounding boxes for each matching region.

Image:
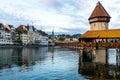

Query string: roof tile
[89,2,111,20]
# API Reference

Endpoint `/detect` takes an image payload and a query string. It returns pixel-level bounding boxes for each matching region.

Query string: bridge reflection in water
[78,48,120,79]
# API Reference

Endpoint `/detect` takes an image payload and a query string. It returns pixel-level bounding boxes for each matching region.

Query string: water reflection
[0,47,48,69]
[1,47,120,80]
[79,48,120,79]
[0,48,13,69]
[0,47,86,80]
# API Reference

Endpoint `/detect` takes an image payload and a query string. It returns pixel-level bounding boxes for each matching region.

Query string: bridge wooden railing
[55,42,120,48]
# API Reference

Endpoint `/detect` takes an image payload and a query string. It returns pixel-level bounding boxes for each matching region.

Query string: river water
[0,47,119,80]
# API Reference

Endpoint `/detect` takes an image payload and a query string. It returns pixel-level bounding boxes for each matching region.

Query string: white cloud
[0,0,120,34]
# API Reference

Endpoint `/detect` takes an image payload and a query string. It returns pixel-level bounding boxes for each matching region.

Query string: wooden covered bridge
[79,29,120,48]
[56,29,120,48]
[56,2,120,49]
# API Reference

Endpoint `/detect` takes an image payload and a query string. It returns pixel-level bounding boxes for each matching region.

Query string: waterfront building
[37,30,48,46]
[17,25,29,45]
[25,25,35,44]
[8,24,16,40]
[4,25,14,44]
[13,28,21,44]
[0,22,49,45]
[48,30,55,46]
[16,25,48,45]
[34,30,41,44]
[0,23,13,45]
[80,1,120,41]
[4,25,12,40]
[0,23,5,38]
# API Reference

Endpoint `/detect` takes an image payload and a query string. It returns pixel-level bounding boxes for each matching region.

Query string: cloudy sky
[0,0,120,34]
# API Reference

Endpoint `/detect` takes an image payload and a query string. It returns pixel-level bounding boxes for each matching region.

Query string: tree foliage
[59,36,65,41]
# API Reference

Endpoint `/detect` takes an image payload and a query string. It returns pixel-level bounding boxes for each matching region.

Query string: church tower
[89,2,111,30]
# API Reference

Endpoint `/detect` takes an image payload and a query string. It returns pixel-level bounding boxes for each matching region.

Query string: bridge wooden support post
[79,49,83,63]
[90,48,96,62]
[105,49,109,65]
[78,48,84,74]
[116,48,120,66]
[92,48,96,57]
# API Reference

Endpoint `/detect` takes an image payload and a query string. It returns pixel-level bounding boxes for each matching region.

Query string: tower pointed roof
[89,1,111,20]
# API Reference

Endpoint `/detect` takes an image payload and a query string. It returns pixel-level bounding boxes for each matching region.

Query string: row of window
[0,39,12,42]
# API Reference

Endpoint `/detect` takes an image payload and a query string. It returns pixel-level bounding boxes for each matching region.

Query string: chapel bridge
[56,42,120,48]
[55,27,120,49]
[55,41,120,48]
[56,1,120,49]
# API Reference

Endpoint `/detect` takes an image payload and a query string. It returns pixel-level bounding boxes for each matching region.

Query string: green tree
[59,36,65,41]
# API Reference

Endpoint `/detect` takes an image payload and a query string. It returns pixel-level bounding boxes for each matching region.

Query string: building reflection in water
[12,48,35,67]
[0,47,48,69]
[0,48,13,69]
[78,48,120,79]
[48,46,54,64]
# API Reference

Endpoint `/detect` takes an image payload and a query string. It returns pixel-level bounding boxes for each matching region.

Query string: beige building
[17,25,28,45]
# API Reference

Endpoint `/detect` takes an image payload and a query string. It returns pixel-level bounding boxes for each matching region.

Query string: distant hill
[57,34,81,39]
[71,34,82,38]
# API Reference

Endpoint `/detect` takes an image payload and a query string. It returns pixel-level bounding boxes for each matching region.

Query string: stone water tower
[88,2,111,30]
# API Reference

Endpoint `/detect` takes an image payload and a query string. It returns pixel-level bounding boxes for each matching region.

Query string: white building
[0,23,5,38]
[0,23,13,45]
[34,30,41,44]
[4,25,11,39]
[37,30,48,46]
[0,39,13,45]
[0,23,49,46]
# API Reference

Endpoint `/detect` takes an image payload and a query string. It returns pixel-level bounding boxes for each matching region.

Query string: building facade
[0,23,13,45]
[38,30,48,46]
[0,23,5,38]
[26,25,35,44]
[0,22,49,46]
[17,25,29,45]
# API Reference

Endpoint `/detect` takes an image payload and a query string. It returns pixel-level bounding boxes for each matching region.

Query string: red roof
[37,30,48,36]
[89,2,111,20]
[17,25,28,33]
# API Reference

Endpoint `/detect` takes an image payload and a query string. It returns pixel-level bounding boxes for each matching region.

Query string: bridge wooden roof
[80,29,120,39]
